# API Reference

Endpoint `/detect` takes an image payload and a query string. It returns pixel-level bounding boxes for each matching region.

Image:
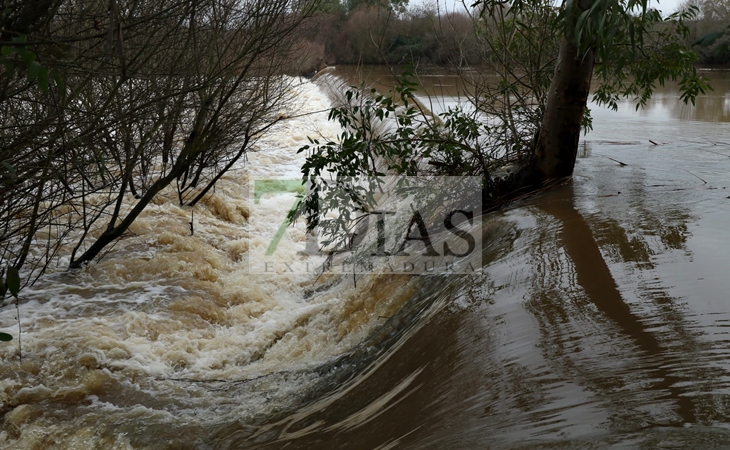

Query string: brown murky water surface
[2,70,730,449]
[243,69,730,449]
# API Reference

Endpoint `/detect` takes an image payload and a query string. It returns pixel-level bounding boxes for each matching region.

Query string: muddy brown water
[242,69,730,449]
[2,70,730,449]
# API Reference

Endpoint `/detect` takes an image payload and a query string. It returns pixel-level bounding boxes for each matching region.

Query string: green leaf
[0,332,12,342]
[575,9,591,44]
[38,68,49,92]
[18,47,35,64]
[693,31,724,48]
[27,60,41,82]
[7,267,20,298]
[1,161,17,184]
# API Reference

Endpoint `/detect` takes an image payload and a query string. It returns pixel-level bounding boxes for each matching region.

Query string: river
[2,68,730,449]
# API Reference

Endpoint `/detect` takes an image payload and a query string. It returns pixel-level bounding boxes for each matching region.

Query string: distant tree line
[299,0,482,70]
[680,0,730,64]
[292,0,707,246]
[296,0,730,71]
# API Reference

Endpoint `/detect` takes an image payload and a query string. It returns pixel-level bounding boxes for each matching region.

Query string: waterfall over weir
[0,76,439,448]
[5,69,730,449]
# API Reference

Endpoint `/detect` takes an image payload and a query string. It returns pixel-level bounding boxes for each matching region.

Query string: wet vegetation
[303,0,730,69]
[301,1,482,68]
[0,0,716,295]
[0,0,320,292]
[680,0,730,64]
[294,0,709,239]
[3,1,730,448]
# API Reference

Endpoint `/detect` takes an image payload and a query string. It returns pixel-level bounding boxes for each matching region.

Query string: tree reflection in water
[532,182,700,429]
[230,142,730,449]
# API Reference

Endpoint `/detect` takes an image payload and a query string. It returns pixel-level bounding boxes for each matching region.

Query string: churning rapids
[4,69,730,449]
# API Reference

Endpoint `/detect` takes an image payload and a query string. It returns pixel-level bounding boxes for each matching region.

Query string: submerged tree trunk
[524,37,594,185]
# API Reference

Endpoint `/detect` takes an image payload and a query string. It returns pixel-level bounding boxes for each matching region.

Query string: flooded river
[2,69,730,448]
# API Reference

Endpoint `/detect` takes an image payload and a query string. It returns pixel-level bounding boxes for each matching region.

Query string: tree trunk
[529,37,594,183]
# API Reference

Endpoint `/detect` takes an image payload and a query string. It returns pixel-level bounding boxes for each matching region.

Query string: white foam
[0,77,423,448]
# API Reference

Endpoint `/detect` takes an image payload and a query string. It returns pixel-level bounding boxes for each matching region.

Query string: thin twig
[314,251,334,284]
[602,155,628,166]
[684,169,707,185]
[15,297,21,364]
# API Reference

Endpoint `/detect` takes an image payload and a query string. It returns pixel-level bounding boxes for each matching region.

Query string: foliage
[346,0,409,14]
[0,0,321,292]
[468,0,561,153]
[314,0,346,13]
[473,0,709,110]
[294,1,559,232]
[295,0,711,247]
[298,73,499,177]
[304,5,481,66]
[290,72,506,240]
[0,37,62,93]
[575,3,709,109]
[680,0,730,64]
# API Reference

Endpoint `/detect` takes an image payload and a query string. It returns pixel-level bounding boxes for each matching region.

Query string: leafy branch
[289,71,506,250]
